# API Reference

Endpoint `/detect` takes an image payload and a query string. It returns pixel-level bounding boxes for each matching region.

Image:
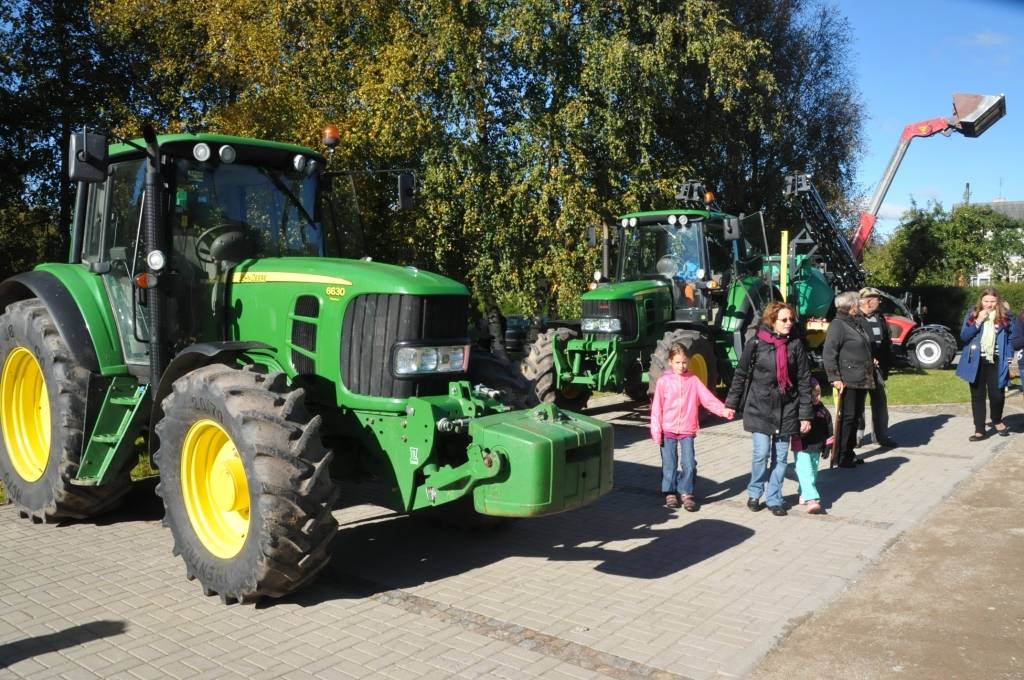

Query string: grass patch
[821,367,970,406]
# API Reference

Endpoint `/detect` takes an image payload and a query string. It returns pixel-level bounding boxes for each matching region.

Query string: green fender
[0,265,126,375]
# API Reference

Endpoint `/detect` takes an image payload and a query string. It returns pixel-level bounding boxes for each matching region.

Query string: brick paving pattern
[0,396,1015,679]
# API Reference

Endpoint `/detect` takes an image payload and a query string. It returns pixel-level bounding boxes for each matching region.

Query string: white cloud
[971,31,1010,47]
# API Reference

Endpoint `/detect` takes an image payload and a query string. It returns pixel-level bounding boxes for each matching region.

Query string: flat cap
[859,286,883,299]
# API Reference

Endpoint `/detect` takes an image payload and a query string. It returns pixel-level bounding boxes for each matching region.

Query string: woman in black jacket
[725,301,813,516]
[823,290,875,467]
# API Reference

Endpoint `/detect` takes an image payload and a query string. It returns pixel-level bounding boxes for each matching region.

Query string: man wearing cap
[857,287,898,448]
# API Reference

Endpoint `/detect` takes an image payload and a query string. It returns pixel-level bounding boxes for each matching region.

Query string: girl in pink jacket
[651,343,734,511]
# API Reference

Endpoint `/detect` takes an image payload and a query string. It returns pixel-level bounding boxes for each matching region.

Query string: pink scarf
[756,328,792,394]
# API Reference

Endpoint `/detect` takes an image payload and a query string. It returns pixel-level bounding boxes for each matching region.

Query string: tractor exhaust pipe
[143,126,166,388]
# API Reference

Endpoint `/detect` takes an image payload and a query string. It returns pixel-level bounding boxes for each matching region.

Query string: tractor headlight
[393,344,469,376]
[581,317,622,333]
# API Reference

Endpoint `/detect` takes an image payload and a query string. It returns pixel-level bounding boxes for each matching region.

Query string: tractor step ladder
[783,174,867,292]
[72,378,149,486]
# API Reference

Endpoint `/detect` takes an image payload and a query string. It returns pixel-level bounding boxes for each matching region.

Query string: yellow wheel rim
[1,347,51,483]
[181,419,250,559]
[689,353,710,387]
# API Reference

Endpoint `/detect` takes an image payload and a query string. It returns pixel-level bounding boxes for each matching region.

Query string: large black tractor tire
[154,364,339,603]
[0,299,132,522]
[469,348,539,410]
[648,330,719,397]
[908,328,957,370]
[521,328,592,411]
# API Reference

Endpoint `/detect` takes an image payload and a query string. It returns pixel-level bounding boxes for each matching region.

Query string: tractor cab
[615,207,765,326]
[72,134,333,373]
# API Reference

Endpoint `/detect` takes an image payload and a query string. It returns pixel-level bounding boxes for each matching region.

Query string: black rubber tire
[0,299,132,522]
[624,379,650,403]
[469,348,539,410]
[648,330,719,397]
[908,328,957,370]
[154,364,339,603]
[521,328,592,411]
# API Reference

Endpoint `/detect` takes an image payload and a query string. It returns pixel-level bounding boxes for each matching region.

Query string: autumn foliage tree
[4,0,862,317]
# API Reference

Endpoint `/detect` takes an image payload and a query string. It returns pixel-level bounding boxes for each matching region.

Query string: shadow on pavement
[280,466,755,606]
[0,620,127,669]
[806,455,910,510]
[883,414,954,447]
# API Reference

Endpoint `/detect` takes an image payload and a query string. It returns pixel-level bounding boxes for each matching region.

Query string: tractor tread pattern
[0,299,132,522]
[648,329,719,398]
[521,328,591,411]
[154,363,338,604]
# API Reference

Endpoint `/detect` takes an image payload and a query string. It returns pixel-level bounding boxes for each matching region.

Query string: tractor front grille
[341,294,469,398]
[583,298,638,341]
[290,295,319,375]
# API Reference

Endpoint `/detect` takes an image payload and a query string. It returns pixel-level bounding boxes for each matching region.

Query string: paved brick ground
[0,396,1015,679]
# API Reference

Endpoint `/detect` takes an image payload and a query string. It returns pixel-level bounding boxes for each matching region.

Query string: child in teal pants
[792,379,832,514]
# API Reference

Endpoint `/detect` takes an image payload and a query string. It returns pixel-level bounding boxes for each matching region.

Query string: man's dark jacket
[725,330,813,436]
[859,310,893,379]
[823,311,875,389]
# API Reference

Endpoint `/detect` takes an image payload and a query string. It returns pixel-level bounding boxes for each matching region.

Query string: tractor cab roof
[109,133,325,164]
[616,208,734,227]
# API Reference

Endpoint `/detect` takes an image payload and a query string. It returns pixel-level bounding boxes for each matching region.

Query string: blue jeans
[660,435,696,495]
[748,432,790,507]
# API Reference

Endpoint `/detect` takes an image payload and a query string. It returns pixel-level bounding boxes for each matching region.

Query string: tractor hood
[227,258,469,298]
[582,278,669,302]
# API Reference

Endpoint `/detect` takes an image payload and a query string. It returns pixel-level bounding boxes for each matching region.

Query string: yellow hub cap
[1,347,51,483]
[181,419,250,558]
[689,353,709,387]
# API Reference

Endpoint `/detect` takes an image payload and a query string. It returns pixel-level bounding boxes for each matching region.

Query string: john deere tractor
[0,128,612,603]
[522,182,791,408]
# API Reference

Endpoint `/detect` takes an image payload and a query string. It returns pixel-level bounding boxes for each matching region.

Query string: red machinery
[851,92,1007,260]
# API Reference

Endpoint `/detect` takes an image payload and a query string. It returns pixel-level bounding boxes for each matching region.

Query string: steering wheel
[194,223,244,265]
[656,255,680,278]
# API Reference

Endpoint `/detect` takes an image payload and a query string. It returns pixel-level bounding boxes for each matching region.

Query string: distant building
[953,198,1024,286]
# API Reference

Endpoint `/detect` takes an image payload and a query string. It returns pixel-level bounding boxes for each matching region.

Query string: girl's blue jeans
[661,435,696,495]
[748,432,790,507]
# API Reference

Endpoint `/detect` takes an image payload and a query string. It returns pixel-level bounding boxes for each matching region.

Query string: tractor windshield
[618,221,705,282]
[172,159,324,257]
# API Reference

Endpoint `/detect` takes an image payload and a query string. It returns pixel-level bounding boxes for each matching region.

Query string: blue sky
[840,0,1022,236]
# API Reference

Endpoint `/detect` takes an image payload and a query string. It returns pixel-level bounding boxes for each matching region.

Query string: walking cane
[829,385,843,469]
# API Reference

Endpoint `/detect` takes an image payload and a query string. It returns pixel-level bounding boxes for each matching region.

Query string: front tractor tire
[648,330,719,397]
[0,299,131,522]
[522,328,592,411]
[469,348,540,410]
[908,328,957,370]
[154,364,339,603]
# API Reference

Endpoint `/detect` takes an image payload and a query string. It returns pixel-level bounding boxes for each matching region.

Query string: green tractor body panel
[790,258,834,319]
[225,256,469,412]
[33,263,128,375]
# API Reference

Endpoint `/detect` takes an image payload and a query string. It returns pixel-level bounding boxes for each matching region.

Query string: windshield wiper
[259,168,317,230]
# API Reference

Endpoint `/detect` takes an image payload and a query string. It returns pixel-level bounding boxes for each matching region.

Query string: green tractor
[523,182,801,407]
[0,128,613,603]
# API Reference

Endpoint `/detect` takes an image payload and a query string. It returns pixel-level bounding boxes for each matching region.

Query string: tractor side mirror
[586,226,597,247]
[68,132,109,183]
[723,217,741,241]
[397,172,414,211]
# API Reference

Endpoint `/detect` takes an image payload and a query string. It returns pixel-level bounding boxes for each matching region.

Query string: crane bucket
[953,93,1006,137]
